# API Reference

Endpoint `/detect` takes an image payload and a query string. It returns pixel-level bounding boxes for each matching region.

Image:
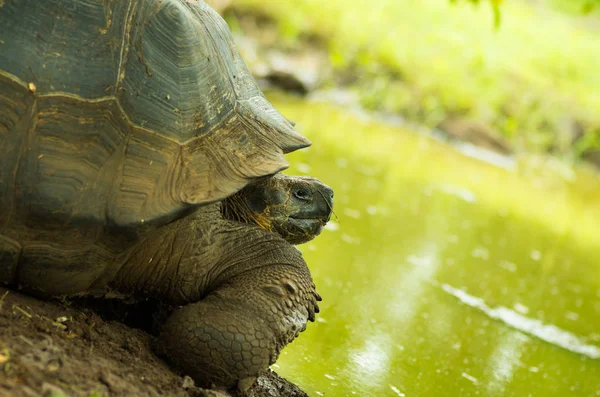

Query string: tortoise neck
[107,204,300,305]
[221,193,273,231]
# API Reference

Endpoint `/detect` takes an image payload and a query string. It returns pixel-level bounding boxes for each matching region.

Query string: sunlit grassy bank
[269,92,600,251]
[231,0,600,159]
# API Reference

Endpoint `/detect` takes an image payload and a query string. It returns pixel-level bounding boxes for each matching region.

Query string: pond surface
[268,93,600,397]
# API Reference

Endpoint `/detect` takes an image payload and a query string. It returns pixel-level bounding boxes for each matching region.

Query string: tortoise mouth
[274,217,327,245]
[289,207,332,222]
[289,214,330,222]
[288,215,329,235]
[288,217,327,228]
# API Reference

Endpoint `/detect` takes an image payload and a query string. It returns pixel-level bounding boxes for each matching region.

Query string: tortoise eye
[293,188,310,201]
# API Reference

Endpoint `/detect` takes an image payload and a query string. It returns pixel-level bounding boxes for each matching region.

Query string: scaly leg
[160,255,320,389]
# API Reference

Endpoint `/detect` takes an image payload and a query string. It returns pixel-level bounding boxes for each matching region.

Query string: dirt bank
[0,287,308,397]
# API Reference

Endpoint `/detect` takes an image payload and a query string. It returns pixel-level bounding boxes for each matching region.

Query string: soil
[222,7,330,96]
[436,117,511,154]
[0,287,308,397]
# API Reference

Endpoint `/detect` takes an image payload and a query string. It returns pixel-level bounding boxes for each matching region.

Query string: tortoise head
[222,174,334,244]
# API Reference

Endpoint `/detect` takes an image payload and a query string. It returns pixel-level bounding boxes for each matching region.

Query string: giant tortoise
[0,0,333,390]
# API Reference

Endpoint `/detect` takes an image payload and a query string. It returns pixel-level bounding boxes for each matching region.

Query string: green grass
[550,0,600,15]
[229,0,600,159]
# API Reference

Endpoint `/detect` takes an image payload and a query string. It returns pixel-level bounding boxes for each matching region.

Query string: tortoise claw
[307,306,316,322]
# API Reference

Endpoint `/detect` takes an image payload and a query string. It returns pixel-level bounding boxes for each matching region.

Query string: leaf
[581,2,595,14]
[492,1,502,28]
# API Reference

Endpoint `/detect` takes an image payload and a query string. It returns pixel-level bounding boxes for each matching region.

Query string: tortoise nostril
[321,185,334,198]
[322,187,334,203]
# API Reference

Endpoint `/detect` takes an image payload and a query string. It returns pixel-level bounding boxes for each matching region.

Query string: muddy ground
[0,287,308,397]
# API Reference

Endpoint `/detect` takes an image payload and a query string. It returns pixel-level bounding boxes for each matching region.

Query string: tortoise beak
[316,183,334,222]
[289,179,333,223]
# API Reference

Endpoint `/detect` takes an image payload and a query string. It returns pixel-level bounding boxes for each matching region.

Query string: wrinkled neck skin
[108,204,305,305]
[222,192,272,231]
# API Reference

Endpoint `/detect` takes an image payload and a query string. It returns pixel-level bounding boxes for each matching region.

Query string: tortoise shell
[0,0,309,229]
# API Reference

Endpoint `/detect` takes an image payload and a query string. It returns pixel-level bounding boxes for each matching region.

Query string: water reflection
[348,333,392,386]
[389,247,440,322]
[268,94,600,397]
[485,330,531,394]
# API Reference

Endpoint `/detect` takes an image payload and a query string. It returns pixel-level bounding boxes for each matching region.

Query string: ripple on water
[441,284,600,359]
[390,384,406,396]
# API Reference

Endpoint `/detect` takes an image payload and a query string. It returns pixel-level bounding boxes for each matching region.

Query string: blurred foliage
[230,0,600,163]
[541,0,599,15]
[450,0,502,27]
[454,0,600,20]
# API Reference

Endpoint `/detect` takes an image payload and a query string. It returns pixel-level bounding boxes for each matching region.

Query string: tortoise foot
[159,296,275,389]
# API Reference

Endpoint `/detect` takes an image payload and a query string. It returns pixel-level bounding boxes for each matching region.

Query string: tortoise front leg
[159,261,321,389]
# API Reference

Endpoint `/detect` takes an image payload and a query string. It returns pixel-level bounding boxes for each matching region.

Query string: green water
[268,93,600,397]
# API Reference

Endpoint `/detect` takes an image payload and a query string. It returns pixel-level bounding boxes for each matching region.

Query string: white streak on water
[441,284,600,359]
[461,372,479,384]
[453,142,516,170]
[390,384,406,396]
[485,331,528,395]
[436,183,477,203]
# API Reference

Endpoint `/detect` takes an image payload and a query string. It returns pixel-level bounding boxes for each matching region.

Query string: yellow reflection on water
[268,93,600,397]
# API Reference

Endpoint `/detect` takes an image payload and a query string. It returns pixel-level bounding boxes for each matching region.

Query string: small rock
[437,117,511,154]
[182,375,195,389]
[41,382,67,397]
